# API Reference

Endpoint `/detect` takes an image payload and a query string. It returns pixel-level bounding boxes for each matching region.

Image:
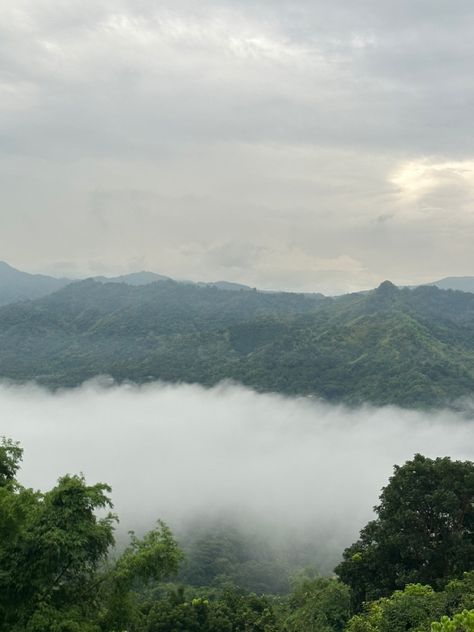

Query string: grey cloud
[1,0,474,291]
[2,0,473,157]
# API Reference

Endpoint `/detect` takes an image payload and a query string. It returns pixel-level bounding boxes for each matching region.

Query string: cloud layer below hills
[2,380,473,559]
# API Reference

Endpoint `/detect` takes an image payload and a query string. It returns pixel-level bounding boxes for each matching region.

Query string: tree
[283,573,351,632]
[0,436,22,485]
[0,437,182,631]
[431,610,474,631]
[345,584,444,632]
[336,455,474,609]
[0,435,116,631]
[142,587,280,632]
[99,521,183,631]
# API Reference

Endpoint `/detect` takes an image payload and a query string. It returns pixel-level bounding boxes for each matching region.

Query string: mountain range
[0,261,70,306]
[427,277,474,293]
[0,268,473,407]
[2,260,474,306]
[0,261,257,306]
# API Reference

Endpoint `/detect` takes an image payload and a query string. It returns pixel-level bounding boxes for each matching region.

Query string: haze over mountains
[0,261,70,306]
[0,260,259,306]
[427,277,474,294]
[1,260,474,306]
[1,265,474,408]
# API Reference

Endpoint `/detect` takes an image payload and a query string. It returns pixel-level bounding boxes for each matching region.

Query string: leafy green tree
[430,610,474,631]
[345,584,444,632]
[0,437,183,632]
[143,587,279,632]
[283,573,351,632]
[442,573,474,615]
[0,436,116,631]
[143,591,215,632]
[212,589,279,632]
[100,521,183,631]
[0,436,22,484]
[336,455,474,609]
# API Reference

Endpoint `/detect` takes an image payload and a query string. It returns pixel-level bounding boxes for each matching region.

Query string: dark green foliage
[99,522,183,631]
[345,584,443,632]
[0,279,474,406]
[0,436,23,485]
[336,455,474,610]
[344,574,474,632]
[283,574,351,631]
[143,588,280,632]
[177,523,295,594]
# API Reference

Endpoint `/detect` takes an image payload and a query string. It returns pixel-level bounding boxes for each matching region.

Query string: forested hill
[0,261,70,305]
[1,278,474,407]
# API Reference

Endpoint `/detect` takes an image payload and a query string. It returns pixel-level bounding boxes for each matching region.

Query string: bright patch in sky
[1,0,474,291]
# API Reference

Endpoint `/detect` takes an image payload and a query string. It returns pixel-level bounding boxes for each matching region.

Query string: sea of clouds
[1,379,473,565]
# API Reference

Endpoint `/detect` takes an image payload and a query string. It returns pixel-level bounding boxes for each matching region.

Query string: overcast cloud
[1,1,474,293]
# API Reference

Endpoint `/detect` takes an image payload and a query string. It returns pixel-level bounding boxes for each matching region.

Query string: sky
[2,380,474,569]
[1,0,474,294]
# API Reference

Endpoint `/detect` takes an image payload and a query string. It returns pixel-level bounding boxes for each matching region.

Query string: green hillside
[0,279,473,407]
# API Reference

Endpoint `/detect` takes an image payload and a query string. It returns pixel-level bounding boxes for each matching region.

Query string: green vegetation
[336,454,474,609]
[431,610,474,631]
[3,438,474,631]
[176,522,297,595]
[344,581,474,632]
[0,279,474,407]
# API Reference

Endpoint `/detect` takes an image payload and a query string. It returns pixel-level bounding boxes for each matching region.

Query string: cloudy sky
[1,0,473,293]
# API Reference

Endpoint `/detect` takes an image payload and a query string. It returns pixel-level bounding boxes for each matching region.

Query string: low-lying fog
[1,380,474,569]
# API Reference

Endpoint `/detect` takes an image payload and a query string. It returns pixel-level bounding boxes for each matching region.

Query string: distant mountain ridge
[0,262,255,306]
[428,277,474,293]
[2,260,474,307]
[0,261,70,306]
[0,276,473,408]
[92,271,171,285]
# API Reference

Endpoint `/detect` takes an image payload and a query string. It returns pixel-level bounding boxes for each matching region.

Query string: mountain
[0,261,71,306]
[0,262,173,306]
[0,278,473,407]
[0,262,253,306]
[429,276,474,293]
[93,271,171,285]
[202,280,253,291]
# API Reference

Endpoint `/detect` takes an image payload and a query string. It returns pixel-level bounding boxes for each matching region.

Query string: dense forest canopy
[0,278,474,407]
[2,438,474,631]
